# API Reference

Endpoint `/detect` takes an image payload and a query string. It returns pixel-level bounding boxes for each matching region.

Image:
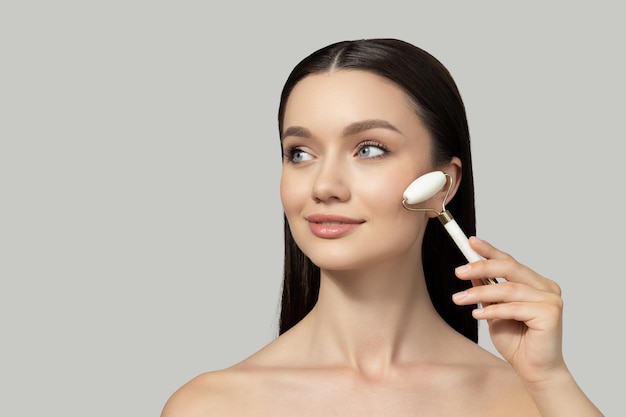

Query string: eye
[357,142,388,159]
[284,147,314,164]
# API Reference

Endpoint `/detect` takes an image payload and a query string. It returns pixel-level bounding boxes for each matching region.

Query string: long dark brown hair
[277,39,479,342]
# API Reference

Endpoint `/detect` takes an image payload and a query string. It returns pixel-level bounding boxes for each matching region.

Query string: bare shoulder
[463,346,541,417]
[488,366,542,416]
[159,338,291,417]
[160,366,258,417]
[160,370,223,417]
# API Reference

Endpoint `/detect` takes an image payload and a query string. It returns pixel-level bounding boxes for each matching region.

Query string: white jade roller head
[401,170,498,285]
[402,171,447,205]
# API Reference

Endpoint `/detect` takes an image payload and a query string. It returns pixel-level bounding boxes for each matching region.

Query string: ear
[425,157,462,218]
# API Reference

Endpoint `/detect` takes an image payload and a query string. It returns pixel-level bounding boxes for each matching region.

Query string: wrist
[522,364,573,394]
[522,366,604,417]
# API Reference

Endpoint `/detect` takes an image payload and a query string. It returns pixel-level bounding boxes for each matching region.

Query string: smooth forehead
[282,70,425,135]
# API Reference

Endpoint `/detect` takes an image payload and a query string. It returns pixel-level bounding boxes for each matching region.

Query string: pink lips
[306,214,365,238]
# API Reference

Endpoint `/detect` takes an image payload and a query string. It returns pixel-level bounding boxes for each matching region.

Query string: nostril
[310,159,351,203]
[311,179,350,203]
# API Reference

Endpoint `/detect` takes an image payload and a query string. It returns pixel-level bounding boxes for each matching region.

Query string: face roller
[402,171,497,285]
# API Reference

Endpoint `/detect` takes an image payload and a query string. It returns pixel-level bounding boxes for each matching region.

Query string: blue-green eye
[357,143,387,158]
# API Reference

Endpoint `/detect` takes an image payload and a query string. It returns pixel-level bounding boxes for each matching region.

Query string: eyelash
[282,141,390,164]
[282,146,307,164]
[356,141,389,159]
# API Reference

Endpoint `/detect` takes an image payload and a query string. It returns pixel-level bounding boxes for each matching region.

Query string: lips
[305,214,364,238]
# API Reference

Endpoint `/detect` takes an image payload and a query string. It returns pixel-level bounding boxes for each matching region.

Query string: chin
[306,247,396,273]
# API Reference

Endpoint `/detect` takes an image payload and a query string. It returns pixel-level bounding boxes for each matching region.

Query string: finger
[471,300,563,331]
[452,281,561,307]
[456,240,561,294]
[456,260,561,294]
[468,236,514,261]
[463,237,508,288]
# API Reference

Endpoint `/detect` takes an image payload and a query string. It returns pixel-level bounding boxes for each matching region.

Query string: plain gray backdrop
[1,2,622,416]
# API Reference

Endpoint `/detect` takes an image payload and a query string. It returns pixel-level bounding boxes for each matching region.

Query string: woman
[161,39,603,416]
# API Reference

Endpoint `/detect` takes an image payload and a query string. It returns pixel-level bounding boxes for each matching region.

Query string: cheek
[358,170,428,237]
[364,183,401,210]
[279,175,290,210]
[357,170,410,211]
[279,173,303,215]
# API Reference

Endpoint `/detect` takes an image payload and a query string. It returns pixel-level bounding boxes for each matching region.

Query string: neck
[303,258,448,379]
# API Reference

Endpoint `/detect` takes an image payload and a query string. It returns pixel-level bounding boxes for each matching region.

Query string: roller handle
[440,213,498,285]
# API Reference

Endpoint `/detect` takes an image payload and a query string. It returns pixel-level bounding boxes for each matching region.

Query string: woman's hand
[451,236,567,387]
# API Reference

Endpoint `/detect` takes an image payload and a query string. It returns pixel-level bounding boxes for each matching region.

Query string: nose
[311,157,351,204]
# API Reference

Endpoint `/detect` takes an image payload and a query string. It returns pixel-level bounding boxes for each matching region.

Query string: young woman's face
[280,70,437,271]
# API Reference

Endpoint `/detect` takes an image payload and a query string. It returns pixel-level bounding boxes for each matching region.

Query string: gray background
[1,1,622,416]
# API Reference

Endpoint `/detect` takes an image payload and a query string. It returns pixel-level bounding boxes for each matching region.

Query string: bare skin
[161,70,603,417]
[162,303,540,417]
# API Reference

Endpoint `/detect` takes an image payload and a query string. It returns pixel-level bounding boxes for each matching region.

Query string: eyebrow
[343,119,401,136]
[281,119,402,141]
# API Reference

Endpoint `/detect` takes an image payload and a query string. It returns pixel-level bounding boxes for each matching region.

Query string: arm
[452,237,604,417]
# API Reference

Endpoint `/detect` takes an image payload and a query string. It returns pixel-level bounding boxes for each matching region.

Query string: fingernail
[452,291,468,301]
[455,264,471,275]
